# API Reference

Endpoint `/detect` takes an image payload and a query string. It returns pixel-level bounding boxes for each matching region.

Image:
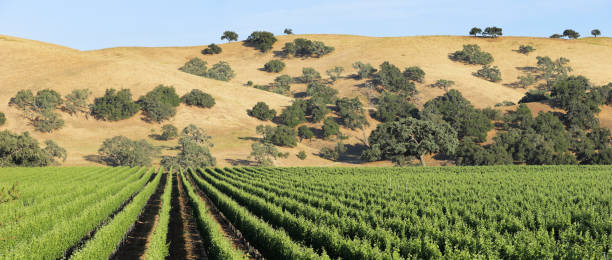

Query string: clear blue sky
[1,0,609,50]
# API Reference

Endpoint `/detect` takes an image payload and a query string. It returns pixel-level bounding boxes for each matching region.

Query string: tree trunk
[419,155,426,166]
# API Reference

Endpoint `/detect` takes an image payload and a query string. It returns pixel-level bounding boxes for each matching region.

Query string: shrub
[245,31,277,52]
[306,82,338,105]
[475,65,502,82]
[296,151,307,160]
[450,44,494,65]
[431,79,455,92]
[322,117,340,139]
[323,66,344,82]
[98,136,156,167]
[320,142,346,161]
[181,89,215,108]
[9,90,35,110]
[160,124,178,140]
[263,60,285,73]
[221,31,238,42]
[256,125,297,147]
[248,102,276,121]
[403,66,425,83]
[298,67,321,83]
[550,34,563,39]
[249,142,285,166]
[34,89,63,112]
[282,38,334,58]
[482,107,503,121]
[517,74,536,88]
[32,110,64,133]
[352,62,376,80]
[0,131,64,166]
[336,97,368,130]
[63,89,91,116]
[297,126,314,141]
[138,85,181,123]
[91,89,140,121]
[376,62,417,96]
[374,91,418,122]
[43,140,67,163]
[517,45,535,55]
[246,81,253,86]
[280,102,306,127]
[179,58,208,76]
[206,61,235,81]
[0,112,5,126]
[202,43,222,55]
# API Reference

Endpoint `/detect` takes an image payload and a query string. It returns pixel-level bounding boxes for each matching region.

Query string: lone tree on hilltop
[284,28,293,35]
[469,27,482,36]
[221,31,238,42]
[483,27,503,38]
[591,29,601,37]
[563,29,580,39]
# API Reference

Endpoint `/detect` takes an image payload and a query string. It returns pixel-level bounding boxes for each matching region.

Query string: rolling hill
[1,34,611,166]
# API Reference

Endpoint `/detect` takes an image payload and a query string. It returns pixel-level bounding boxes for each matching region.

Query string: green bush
[450,44,494,65]
[221,31,238,42]
[245,31,277,52]
[280,102,306,127]
[517,45,535,55]
[9,89,66,132]
[34,89,63,112]
[306,82,338,104]
[0,131,65,166]
[563,29,580,39]
[9,90,35,110]
[91,89,140,121]
[474,65,502,82]
[202,43,222,55]
[43,140,67,163]
[297,126,314,141]
[352,62,376,80]
[248,102,276,121]
[98,136,156,167]
[160,124,178,140]
[256,125,297,147]
[322,117,340,139]
[336,97,368,130]
[376,62,417,96]
[179,58,208,76]
[63,89,91,116]
[550,34,563,39]
[0,112,5,126]
[374,91,418,122]
[296,151,307,160]
[205,61,235,81]
[519,89,550,103]
[431,79,455,92]
[320,142,346,161]
[263,60,285,73]
[138,85,181,123]
[403,66,426,83]
[181,89,215,108]
[326,66,344,81]
[298,67,321,83]
[284,28,293,35]
[32,110,64,133]
[282,38,334,58]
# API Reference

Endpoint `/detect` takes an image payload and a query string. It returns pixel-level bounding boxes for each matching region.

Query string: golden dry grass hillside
[1,34,611,166]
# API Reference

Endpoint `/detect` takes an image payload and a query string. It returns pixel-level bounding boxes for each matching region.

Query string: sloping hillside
[1,34,611,166]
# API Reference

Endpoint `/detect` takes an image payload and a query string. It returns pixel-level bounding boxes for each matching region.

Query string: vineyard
[0,166,610,259]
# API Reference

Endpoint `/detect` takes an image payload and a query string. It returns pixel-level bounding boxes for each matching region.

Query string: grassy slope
[0,34,611,166]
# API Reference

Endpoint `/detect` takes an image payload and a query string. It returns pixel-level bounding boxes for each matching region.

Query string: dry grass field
[1,34,611,166]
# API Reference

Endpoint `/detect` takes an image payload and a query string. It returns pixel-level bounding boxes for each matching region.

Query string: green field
[0,166,610,259]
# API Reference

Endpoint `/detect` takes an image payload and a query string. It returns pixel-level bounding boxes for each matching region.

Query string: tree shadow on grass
[83,154,104,164]
[225,158,253,166]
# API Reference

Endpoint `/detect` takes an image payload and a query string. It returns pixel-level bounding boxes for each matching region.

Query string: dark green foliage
[32,110,64,133]
[519,89,550,103]
[376,62,417,96]
[503,103,534,130]
[423,90,492,142]
[221,31,238,42]
[516,74,536,88]
[474,65,502,82]
[263,60,285,73]
[179,58,208,76]
[374,92,418,123]
[536,56,572,87]
[43,140,67,163]
[482,107,503,121]
[403,66,425,83]
[63,89,91,116]
[245,31,277,52]
[284,28,293,35]
[362,117,458,166]
[181,89,215,108]
[248,102,276,121]
[98,136,156,167]
[322,117,340,139]
[591,29,601,37]
[299,67,322,83]
[550,76,603,130]
[517,45,535,55]
[450,44,494,65]
[483,27,503,38]
[282,38,334,58]
[34,89,63,112]
[469,27,482,36]
[306,99,330,123]
[274,75,293,90]
[352,62,376,80]
[296,150,307,160]
[431,79,455,92]
[550,34,563,39]
[161,124,216,168]
[320,142,346,161]
[246,81,253,86]
[249,142,285,166]
[256,125,297,147]
[160,124,178,140]
[591,83,611,105]
[138,85,180,123]
[202,43,222,55]
[206,61,235,81]
[563,29,580,39]
[306,82,338,104]
[0,131,65,166]
[91,89,139,121]
[335,97,368,130]
[297,126,314,141]
[280,102,306,127]
[0,112,5,126]
[326,66,344,81]
[9,90,34,111]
